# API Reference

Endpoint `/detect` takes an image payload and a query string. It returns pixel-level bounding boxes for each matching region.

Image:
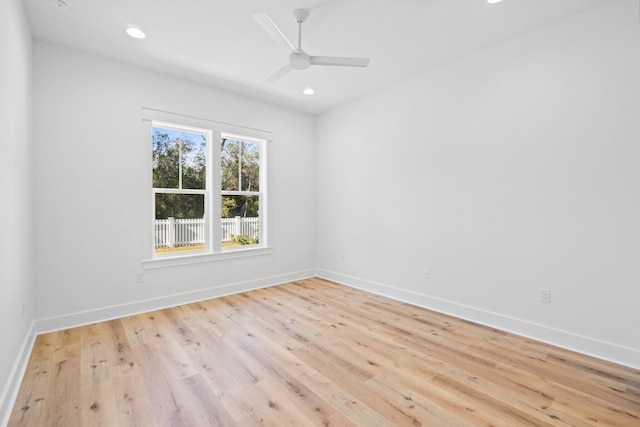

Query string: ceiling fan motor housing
[290,51,311,70]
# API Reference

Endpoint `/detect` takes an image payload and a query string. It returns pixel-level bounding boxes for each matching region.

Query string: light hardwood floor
[8,278,640,426]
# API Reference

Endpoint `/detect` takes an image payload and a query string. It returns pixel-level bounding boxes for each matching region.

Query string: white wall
[4,6,638,421]
[0,0,35,421]
[317,0,640,368]
[33,42,316,326]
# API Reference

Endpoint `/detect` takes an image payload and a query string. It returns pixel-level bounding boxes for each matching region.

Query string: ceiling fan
[252,9,370,83]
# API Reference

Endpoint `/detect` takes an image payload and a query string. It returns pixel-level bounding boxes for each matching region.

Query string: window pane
[241,141,260,191]
[181,131,207,190]
[152,127,180,188]
[221,138,239,191]
[221,195,259,246]
[155,193,205,219]
[154,193,206,254]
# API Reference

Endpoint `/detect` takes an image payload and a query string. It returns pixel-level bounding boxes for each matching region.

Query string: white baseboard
[1,270,314,426]
[35,270,315,334]
[3,267,636,427]
[316,269,640,371]
[0,321,36,427]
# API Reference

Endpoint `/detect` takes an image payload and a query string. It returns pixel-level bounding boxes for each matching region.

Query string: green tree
[152,129,180,189]
[221,138,260,218]
[153,128,206,219]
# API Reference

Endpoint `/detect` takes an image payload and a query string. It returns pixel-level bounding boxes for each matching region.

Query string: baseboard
[0,321,36,427]
[1,270,314,426]
[35,269,315,334]
[5,267,636,427]
[316,269,640,371]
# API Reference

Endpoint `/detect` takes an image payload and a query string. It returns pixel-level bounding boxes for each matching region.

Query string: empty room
[1,0,639,425]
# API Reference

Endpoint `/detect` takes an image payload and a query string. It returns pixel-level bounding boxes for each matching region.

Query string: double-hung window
[150,119,267,260]
[153,123,210,255]
[220,134,263,246]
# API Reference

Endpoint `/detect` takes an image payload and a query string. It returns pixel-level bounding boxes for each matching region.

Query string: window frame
[142,110,271,269]
[151,122,213,259]
[219,132,266,252]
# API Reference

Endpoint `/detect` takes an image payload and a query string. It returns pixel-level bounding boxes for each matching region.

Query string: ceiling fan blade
[310,56,370,67]
[265,65,292,83]
[252,13,297,54]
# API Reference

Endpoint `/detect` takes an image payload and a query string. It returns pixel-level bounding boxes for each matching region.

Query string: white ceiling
[23,0,613,115]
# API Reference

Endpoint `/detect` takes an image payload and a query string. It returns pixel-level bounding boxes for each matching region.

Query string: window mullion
[178,133,183,189]
[153,189,207,195]
[211,131,222,252]
[260,140,267,247]
[220,190,260,196]
[238,140,242,192]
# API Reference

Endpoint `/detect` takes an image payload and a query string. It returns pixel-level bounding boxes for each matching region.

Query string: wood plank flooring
[8,278,640,426]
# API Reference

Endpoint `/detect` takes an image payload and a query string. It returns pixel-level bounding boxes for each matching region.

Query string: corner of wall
[0,322,36,427]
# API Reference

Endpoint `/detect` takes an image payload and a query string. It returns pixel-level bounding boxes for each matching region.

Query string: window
[221,135,262,247]
[151,121,266,258]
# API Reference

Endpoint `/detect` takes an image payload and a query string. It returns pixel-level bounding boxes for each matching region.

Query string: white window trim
[142,108,272,269]
[220,132,268,251]
[143,246,273,270]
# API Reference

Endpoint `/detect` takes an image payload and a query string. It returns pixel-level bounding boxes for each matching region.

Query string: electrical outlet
[423,269,430,279]
[136,271,144,283]
[539,288,551,304]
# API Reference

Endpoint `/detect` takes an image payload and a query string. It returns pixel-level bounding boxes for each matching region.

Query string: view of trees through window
[153,127,207,219]
[221,137,261,246]
[152,124,263,254]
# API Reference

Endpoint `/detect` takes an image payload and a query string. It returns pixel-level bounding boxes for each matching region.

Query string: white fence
[221,216,259,243]
[155,217,259,248]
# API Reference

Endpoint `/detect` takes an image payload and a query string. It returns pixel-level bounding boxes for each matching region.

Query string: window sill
[143,246,273,270]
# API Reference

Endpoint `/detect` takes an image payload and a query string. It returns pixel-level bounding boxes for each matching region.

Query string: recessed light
[126,26,146,39]
[487,0,503,3]
[303,87,314,95]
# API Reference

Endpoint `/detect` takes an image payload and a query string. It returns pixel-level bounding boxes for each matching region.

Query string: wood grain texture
[8,278,640,426]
